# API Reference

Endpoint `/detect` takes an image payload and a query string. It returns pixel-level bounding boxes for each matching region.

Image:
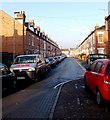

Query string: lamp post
[13,10,26,61]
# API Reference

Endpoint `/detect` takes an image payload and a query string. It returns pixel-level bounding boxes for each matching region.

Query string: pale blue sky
[1,2,109,49]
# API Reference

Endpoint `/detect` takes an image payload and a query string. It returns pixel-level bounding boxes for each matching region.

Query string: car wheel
[13,80,18,89]
[33,74,39,82]
[96,90,103,106]
[8,80,17,91]
[45,68,48,72]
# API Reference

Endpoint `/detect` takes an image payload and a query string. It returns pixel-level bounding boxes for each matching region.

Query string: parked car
[86,54,109,65]
[48,57,56,68]
[84,59,110,105]
[54,55,62,64]
[44,58,51,72]
[54,56,59,64]
[0,63,15,92]
[61,53,67,60]
[10,54,46,82]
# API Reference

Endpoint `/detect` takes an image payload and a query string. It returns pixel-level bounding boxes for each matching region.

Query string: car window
[14,56,37,64]
[49,58,53,61]
[106,64,110,75]
[89,62,96,72]
[94,62,104,73]
[45,59,49,63]
[98,54,109,59]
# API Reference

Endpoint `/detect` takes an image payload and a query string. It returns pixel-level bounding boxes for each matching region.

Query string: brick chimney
[95,23,99,30]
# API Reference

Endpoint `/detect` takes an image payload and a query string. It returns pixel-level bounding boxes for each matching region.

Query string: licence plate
[17,77,25,80]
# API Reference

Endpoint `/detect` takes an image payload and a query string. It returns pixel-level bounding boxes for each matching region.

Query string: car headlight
[10,68,13,72]
[28,68,35,71]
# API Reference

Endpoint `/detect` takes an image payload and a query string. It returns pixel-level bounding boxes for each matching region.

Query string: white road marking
[49,82,63,119]
[77,97,81,105]
[75,84,78,89]
[54,76,84,89]
[74,59,86,71]
[78,75,84,77]
[54,81,71,89]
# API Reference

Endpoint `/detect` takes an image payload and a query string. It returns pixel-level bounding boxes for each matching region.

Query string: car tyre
[33,74,39,82]
[13,80,19,90]
[96,90,104,106]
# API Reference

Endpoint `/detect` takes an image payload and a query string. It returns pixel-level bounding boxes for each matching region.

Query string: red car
[84,59,110,105]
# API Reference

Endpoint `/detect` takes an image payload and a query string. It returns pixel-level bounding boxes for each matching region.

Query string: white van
[10,54,46,82]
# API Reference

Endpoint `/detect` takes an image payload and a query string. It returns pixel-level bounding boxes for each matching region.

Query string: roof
[61,49,69,51]
[76,25,106,49]
[105,15,110,20]
[96,25,105,30]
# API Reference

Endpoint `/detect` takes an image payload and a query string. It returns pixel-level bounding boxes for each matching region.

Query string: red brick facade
[0,10,61,62]
[75,24,109,60]
[105,15,110,56]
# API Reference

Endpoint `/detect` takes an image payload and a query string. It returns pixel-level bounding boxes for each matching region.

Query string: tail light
[104,75,110,85]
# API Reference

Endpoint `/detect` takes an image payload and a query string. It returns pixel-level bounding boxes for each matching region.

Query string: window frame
[94,61,104,73]
[97,33,104,43]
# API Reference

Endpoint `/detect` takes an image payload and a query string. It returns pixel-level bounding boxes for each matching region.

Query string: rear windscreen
[89,54,109,59]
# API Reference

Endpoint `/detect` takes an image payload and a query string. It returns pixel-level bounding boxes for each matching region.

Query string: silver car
[10,54,46,82]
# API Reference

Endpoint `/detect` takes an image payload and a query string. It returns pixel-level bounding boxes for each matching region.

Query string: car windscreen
[14,56,37,64]
[49,58,53,61]
[89,54,98,58]
[89,54,109,59]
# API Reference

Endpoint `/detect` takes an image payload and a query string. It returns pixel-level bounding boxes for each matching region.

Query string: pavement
[52,58,110,120]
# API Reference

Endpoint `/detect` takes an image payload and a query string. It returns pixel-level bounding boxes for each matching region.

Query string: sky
[1,1,109,49]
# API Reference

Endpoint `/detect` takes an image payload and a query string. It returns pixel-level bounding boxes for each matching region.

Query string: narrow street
[2,58,110,119]
[2,58,85,119]
[1,2,110,120]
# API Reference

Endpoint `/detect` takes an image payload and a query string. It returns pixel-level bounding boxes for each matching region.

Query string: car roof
[16,54,43,57]
[88,53,109,56]
[88,53,109,55]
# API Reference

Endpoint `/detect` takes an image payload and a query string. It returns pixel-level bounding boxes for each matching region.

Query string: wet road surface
[2,58,85,119]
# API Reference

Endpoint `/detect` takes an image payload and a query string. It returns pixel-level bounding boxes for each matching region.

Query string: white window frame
[97,32,104,43]
[97,48,104,54]
[28,35,31,45]
[32,35,34,46]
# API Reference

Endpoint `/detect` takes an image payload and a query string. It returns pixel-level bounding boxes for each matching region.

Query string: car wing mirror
[45,60,48,64]
[37,60,41,63]
[85,66,91,71]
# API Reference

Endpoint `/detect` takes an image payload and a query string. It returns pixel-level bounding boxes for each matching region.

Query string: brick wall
[0,10,26,56]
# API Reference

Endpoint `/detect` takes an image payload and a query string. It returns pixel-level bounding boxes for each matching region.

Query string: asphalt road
[2,57,85,119]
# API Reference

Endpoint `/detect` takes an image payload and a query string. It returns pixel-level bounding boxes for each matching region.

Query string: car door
[91,61,104,93]
[86,61,97,87]
[37,56,46,73]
